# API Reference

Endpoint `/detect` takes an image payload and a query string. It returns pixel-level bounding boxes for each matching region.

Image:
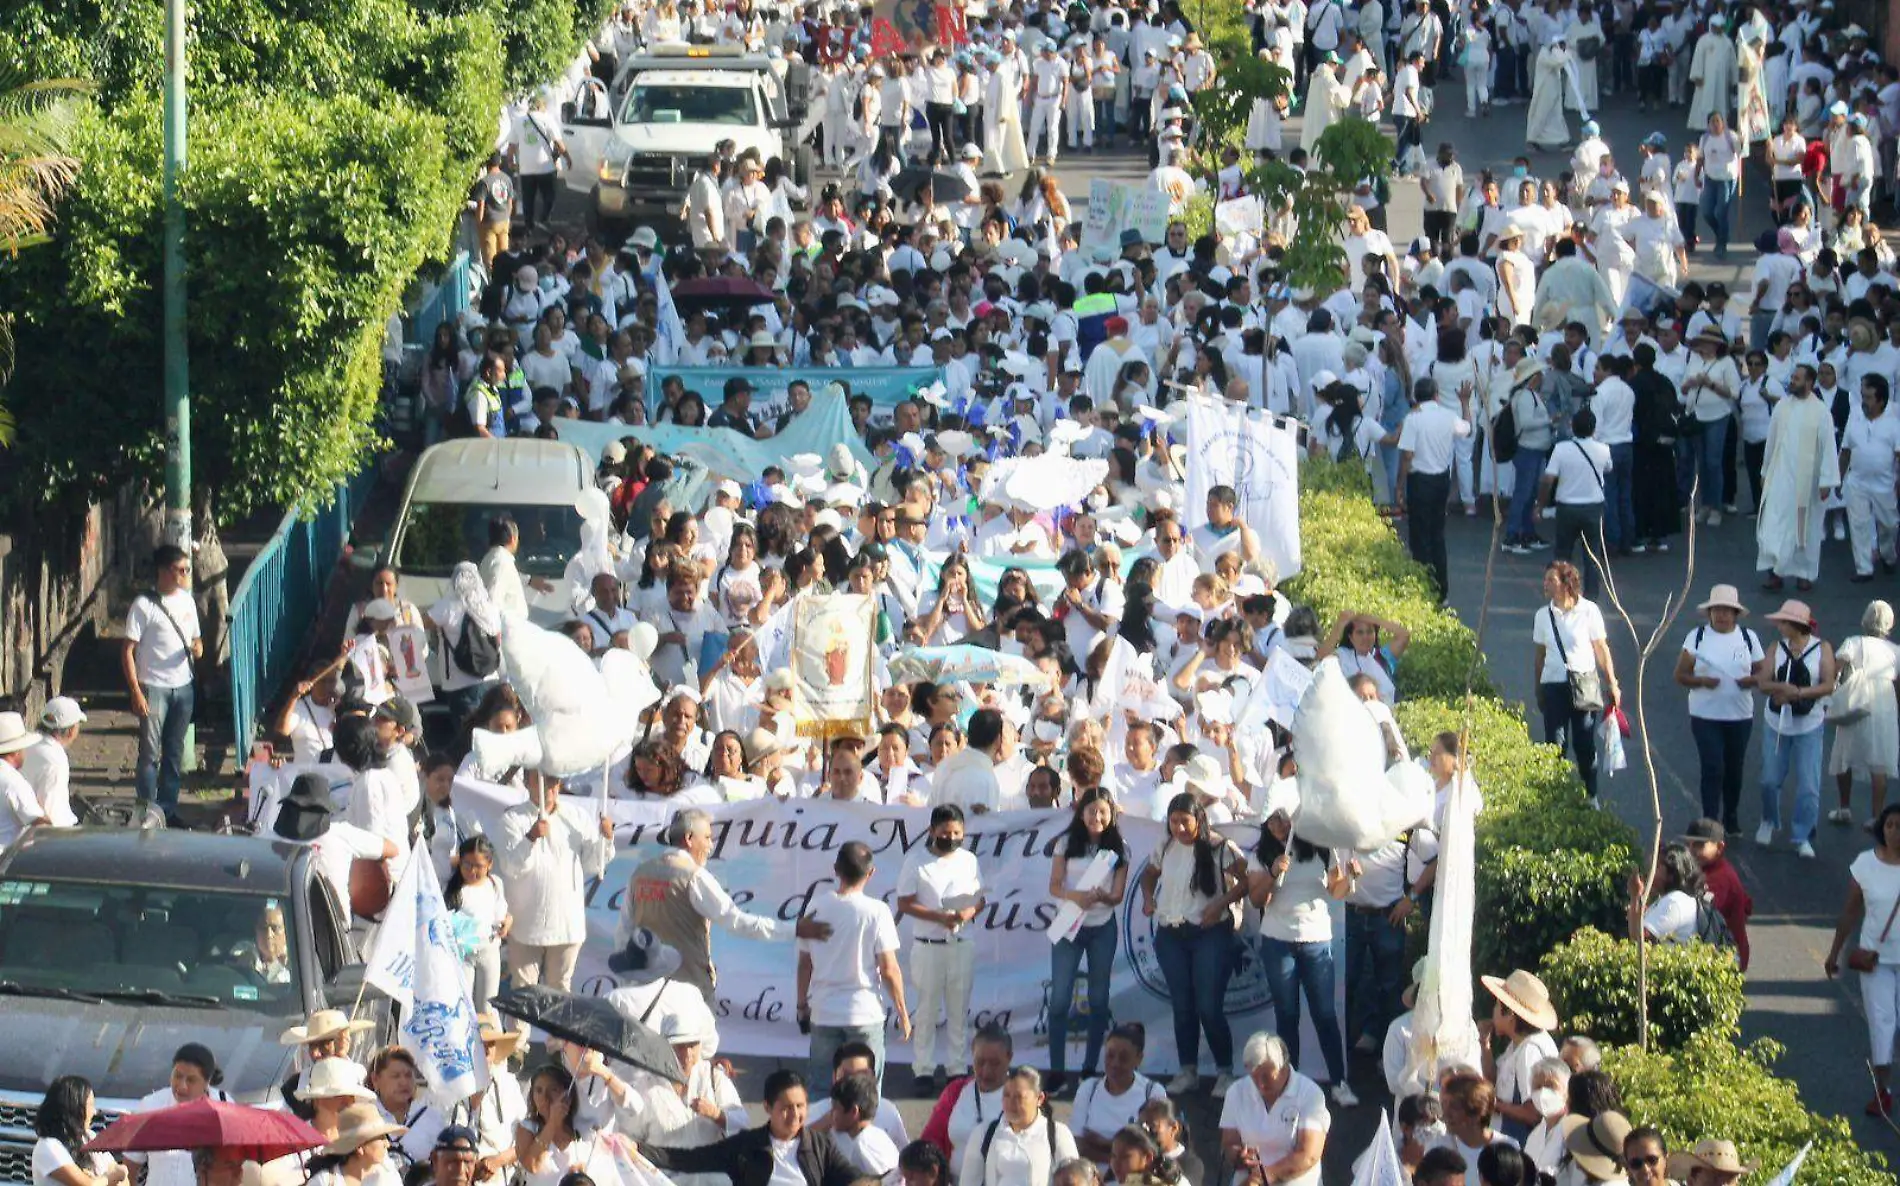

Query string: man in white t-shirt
[685,157,727,252]
[123,544,202,821]
[821,1072,899,1180]
[1217,1033,1330,1186]
[512,95,567,232]
[807,1042,910,1150]
[1840,379,1900,580]
[799,841,910,1090]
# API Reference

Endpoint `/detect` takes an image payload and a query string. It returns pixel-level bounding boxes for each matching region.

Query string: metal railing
[226,251,474,752]
[227,463,380,753]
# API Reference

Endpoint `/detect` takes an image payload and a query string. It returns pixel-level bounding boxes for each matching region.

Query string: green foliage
[1188,53,1288,154]
[1605,1035,1891,1184]
[0,0,593,520]
[1539,927,1744,1050]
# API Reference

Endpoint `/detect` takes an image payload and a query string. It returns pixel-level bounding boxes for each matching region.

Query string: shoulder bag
[1830,638,1878,726]
[1546,606,1605,712]
[1847,889,1900,973]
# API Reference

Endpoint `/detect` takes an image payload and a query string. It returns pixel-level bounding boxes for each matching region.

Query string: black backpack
[452,616,502,678]
[1491,392,1520,464]
[1695,893,1736,951]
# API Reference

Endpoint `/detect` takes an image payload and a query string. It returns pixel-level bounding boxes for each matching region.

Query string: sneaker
[1723,503,1738,514]
[1464,502,1479,516]
[1630,541,1649,554]
[1852,572,1875,583]
[913,1071,938,1097]
[1503,541,1530,555]
[1167,1069,1201,1094]
[1705,510,1722,527]
[1211,1073,1236,1099]
[1354,1033,1380,1054]
[1866,1090,1894,1118]
[1830,808,1854,824]
[1527,536,1552,550]
[1330,1083,1361,1107]
[1833,520,1848,541]
[1652,539,1671,552]
[1724,819,1742,838]
[1755,823,1776,846]
[1797,840,1816,859]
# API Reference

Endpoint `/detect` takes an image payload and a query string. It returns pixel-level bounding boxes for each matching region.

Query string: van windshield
[625,83,758,126]
[0,879,299,1012]
[395,503,584,577]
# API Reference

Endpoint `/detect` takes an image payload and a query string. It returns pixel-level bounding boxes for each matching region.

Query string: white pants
[910,936,976,1074]
[1846,481,1900,574]
[822,110,849,165]
[1864,962,1900,1067]
[1454,434,1477,505]
[1065,90,1094,146]
[1465,65,1490,114]
[1028,99,1063,161]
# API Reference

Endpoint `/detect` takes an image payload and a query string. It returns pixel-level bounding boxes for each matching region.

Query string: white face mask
[1531,1087,1566,1119]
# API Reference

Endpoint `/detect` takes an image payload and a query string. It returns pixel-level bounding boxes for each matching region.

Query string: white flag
[364,852,490,1105]
[1182,395,1303,579]
[653,265,686,367]
[1760,1142,1811,1186]
[1349,1110,1407,1186]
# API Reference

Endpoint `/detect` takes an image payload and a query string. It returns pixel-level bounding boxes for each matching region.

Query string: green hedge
[1539,927,1745,1050]
[1292,458,1889,1181]
[1606,1035,1890,1185]
[0,0,592,522]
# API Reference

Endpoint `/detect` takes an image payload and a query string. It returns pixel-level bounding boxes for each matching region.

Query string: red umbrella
[84,1099,328,1161]
[667,275,777,315]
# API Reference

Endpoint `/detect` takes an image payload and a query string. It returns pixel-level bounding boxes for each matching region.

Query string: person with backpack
[1675,585,1768,833]
[954,1066,1078,1186]
[1757,599,1837,859]
[1682,818,1753,970]
[1626,842,1719,946]
[1499,354,1555,554]
[427,562,505,727]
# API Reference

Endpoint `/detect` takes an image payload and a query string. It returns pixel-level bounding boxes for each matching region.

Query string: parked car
[0,828,387,1186]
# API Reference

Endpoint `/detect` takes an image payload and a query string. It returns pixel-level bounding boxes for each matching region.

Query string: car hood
[0,1000,296,1104]
[612,123,765,155]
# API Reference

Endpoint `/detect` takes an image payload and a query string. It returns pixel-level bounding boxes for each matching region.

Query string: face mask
[1531,1088,1566,1118]
[931,833,961,854]
[1512,165,1528,177]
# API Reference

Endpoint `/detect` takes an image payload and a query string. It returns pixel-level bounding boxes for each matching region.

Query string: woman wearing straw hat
[1666,1139,1754,1185]
[1477,969,1560,1144]
[1674,585,1767,833]
[296,1059,377,1146]
[1828,600,1899,827]
[1756,599,1836,858]
[302,1104,405,1186]
[1561,1111,1633,1183]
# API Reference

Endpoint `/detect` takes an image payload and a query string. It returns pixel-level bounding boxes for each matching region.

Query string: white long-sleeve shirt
[497,800,613,946]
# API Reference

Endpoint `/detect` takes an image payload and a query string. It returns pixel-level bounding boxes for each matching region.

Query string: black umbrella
[891,167,973,203]
[492,984,686,1084]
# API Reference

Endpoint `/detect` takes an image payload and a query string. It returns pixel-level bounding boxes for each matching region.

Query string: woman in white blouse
[1316,611,1411,703]
[1069,1026,1167,1169]
[1626,843,1705,946]
[956,1066,1079,1186]
[514,1065,593,1186]
[1530,561,1618,802]
[32,1077,127,1186]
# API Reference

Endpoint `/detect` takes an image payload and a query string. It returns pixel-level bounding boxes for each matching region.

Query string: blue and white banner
[365,851,490,1106]
[556,386,875,484]
[648,365,944,422]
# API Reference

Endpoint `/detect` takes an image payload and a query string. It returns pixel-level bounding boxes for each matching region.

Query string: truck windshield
[0,879,300,1012]
[625,83,758,126]
[394,503,584,577]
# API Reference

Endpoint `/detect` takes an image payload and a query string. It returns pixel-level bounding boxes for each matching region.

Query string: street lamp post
[161,0,192,550]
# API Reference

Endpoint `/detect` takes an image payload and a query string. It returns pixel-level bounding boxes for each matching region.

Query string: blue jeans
[1677,417,1727,508]
[1690,716,1752,827]
[808,1021,885,1094]
[1258,935,1346,1085]
[1049,920,1118,1075]
[1539,680,1600,798]
[1699,179,1737,253]
[1094,97,1116,142]
[1760,725,1823,843]
[1604,442,1635,549]
[1153,921,1236,1072]
[1509,447,1547,539]
[136,682,195,811]
[1343,907,1409,1045]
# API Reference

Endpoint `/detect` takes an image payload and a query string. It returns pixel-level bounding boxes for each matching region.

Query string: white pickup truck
[561,44,814,238]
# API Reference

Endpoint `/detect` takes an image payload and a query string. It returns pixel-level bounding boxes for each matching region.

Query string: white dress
[1829,635,1900,778]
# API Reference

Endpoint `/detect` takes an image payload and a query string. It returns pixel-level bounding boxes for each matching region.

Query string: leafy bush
[1474,839,1631,981]
[1539,927,1744,1050]
[1605,1034,1891,1184]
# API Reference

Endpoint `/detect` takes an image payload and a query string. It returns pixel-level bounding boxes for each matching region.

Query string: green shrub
[1539,927,1744,1050]
[1605,1034,1891,1184]
[1474,838,1630,981]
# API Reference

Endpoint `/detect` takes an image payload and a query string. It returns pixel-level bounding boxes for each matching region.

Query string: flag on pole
[653,265,686,366]
[364,852,490,1106]
[1759,1142,1811,1186]
[1349,1111,1407,1186]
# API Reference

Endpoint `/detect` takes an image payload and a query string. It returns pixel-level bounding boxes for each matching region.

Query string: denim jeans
[1678,417,1728,509]
[1539,680,1600,798]
[809,1021,886,1094]
[1257,935,1346,1085]
[1604,442,1636,550]
[1049,920,1118,1075]
[136,682,195,811]
[1508,447,1547,540]
[1343,907,1409,1046]
[1760,725,1823,843]
[1690,715,1752,827]
[1699,179,1737,253]
[1153,921,1236,1072]
[1094,97,1116,142]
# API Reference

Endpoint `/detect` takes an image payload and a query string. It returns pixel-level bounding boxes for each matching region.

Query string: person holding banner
[497,770,614,1005]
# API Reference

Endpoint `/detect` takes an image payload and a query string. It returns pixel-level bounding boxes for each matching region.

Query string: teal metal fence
[227,252,473,752]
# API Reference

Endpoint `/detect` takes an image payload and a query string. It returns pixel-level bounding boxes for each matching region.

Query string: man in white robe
[1685,17,1738,131]
[1525,34,1574,150]
[1756,363,1841,589]
[1532,242,1619,347]
[1300,55,1350,155]
[1082,319,1154,411]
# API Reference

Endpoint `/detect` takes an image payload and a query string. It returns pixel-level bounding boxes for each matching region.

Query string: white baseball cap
[41,697,87,731]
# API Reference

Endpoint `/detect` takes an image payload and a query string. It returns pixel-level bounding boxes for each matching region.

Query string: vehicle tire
[793,144,816,199]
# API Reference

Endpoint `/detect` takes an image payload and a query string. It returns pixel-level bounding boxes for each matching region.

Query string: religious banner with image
[1182,395,1304,579]
[790,594,877,739]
